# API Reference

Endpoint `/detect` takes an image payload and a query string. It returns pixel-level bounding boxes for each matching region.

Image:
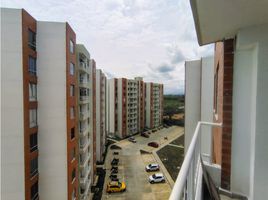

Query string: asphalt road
[102,126,184,200]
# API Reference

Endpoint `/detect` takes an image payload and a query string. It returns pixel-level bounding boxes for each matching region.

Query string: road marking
[167,143,184,148]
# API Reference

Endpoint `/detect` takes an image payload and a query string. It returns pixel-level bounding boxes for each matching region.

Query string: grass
[157,135,184,181]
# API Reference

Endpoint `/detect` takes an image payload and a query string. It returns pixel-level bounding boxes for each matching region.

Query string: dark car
[141,133,149,138]
[111,158,119,165]
[110,174,117,179]
[111,166,118,171]
[113,152,119,155]
[111,168,118,174]
[152,129,157,133]
[148,142,159,148]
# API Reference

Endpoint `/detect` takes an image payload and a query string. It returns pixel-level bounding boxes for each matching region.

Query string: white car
[149,173,165,184]
[145,163,160,172]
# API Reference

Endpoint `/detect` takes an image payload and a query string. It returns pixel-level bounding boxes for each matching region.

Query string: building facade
[1,8,39,200]
[108,77,163,139]
[76,44,93,200]
[96,69,107,163]
[145,83,164,129]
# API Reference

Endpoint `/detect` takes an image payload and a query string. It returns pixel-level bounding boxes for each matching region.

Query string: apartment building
[108,77,163,139]
[96,69,107,163]
[170,1,268,200]
[1,8,39,200]
[37,21,79,200]
[76,44,93,200]
[145,83,164,129]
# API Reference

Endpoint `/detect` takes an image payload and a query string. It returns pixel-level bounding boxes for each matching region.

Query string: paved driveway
[102,126,184,200]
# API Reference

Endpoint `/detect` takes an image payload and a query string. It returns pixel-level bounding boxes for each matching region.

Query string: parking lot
[102,126,184,200]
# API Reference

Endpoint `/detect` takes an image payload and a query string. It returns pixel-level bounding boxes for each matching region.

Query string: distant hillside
[164,95,184,115]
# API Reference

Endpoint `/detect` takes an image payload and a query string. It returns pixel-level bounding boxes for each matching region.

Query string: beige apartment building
[76,44,94,200]
[108,77,163,139]
[145,82,164,129]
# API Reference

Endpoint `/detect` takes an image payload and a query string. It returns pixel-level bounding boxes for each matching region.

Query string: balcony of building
[80,173,91,200]
[79,122,89,137]
[80,152,90,169]
[79,74,89,88]
[80,165,91,188]
[79,137,90,153]
[169,122,248,200]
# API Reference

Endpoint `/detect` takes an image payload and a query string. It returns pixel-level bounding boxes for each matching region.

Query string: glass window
[71,127,75,139]
[30,133,38,152]
[29,109,37,128]
[28,29,36,51]
[29,83,37,101]
[31,181,38,200]
[70,63,75,75]
[70,85,75,96]
[72,168,76,182]
[70,40,74,54]
[30,157,38,177]
[72,188,76,200]
[28,56,37,75]
[70,107,75,119]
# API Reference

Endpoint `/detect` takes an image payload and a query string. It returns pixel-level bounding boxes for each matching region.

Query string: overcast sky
[2,0,213,94]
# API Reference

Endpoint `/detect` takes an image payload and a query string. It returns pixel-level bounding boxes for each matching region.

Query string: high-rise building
[108,77,163,138]
[145,83,164,129]
[76,44,93,200]
[96,69,107,162]
[1,8,39,200]
[37,21,78,200]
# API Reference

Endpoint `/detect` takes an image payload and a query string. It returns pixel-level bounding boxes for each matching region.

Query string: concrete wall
[37,21,68,200]
[145,83,151,128]
[231,23,268,200]
[1,8,25,200]
[184,60,201,151]
[117,79,123,138]
[200,57,214,161]
[95,69,101,161]
[108,79,115,135]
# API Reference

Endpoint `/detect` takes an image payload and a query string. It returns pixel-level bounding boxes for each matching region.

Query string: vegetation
[163,95,184,126]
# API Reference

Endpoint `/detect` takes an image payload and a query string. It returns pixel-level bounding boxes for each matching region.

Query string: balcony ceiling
[190,0,268,45]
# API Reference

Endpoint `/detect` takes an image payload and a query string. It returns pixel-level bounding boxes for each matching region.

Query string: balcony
[79,125,88,137]
[80,110,89,121]
[80,96,89,104]
[80,166,91,188]
[169,121,221,200]
[79,138,89,153]
[79,79,89,88]
[80,175,91,200]
[79,62,88,73]
[80,153,90,169]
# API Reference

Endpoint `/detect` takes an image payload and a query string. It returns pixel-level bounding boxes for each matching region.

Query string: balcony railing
[169,121,221,200]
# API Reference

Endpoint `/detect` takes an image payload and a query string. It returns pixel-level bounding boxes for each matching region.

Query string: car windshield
[118,182,121,187]
[152,174,156,178]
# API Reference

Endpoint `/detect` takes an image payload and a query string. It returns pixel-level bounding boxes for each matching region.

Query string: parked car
[145,163,160,172]
[113,152,119,155]
[109,174,117,179]
[106,181,126,193]
[149,173,165,184]
[111,168,118,174]
[128,137,137,143]
[141,132,149,138]
[147,142,159,148]
[152,129,157,133]
[111,166,118,171]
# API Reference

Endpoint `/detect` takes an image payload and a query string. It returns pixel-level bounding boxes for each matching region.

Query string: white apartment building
[96,69,107,163]
[145,82,164,129]
[37,21,79,200]
[76,44,93,200]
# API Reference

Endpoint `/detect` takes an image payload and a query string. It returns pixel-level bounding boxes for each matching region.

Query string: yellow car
[106,181,126,193]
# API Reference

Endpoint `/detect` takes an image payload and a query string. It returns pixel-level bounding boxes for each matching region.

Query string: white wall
[231,23,268,200]
[145,83,151,128]
[95,69,101,161]
[1,8,25,200]
[37,21,68,200]
[200,57,214,161]
[117,79,123,138]
[184,60,201,151]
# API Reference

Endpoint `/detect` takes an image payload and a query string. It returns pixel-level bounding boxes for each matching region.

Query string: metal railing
[169,121,221,200]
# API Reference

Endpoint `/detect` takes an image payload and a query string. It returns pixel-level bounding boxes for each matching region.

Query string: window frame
[70,40,74,54]
[70,62,75,75]
[30,157,38,177]
[31,181,38,200]
[28,29,36,51]
[29,83,37,101]
[30,133,38,152]
[29,109,37,128]
[28,56,37,75]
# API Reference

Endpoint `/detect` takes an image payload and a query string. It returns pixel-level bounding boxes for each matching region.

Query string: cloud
[1,0,214,95]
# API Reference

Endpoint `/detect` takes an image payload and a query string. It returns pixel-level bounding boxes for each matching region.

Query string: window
[70,40,74,54]
[72,188,76,200]
[31,181,38,200]
[29,109,37,128]
[29,83,37,101]
[30,133,38,152]
[70,107,75,119]
[28,56,37,75]
[71,127,75,139]
[70,63,75,75]
[71,148,76,161]
[30,157,38,177]
[70,85,75,96]
[72,168,76,182]
[28,29,36,50]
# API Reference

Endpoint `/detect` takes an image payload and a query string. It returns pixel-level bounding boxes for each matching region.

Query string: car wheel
[161,179,165,183]
[150,181,154,184]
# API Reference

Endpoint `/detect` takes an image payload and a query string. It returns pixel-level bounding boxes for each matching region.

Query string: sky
[2,0,213,94]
